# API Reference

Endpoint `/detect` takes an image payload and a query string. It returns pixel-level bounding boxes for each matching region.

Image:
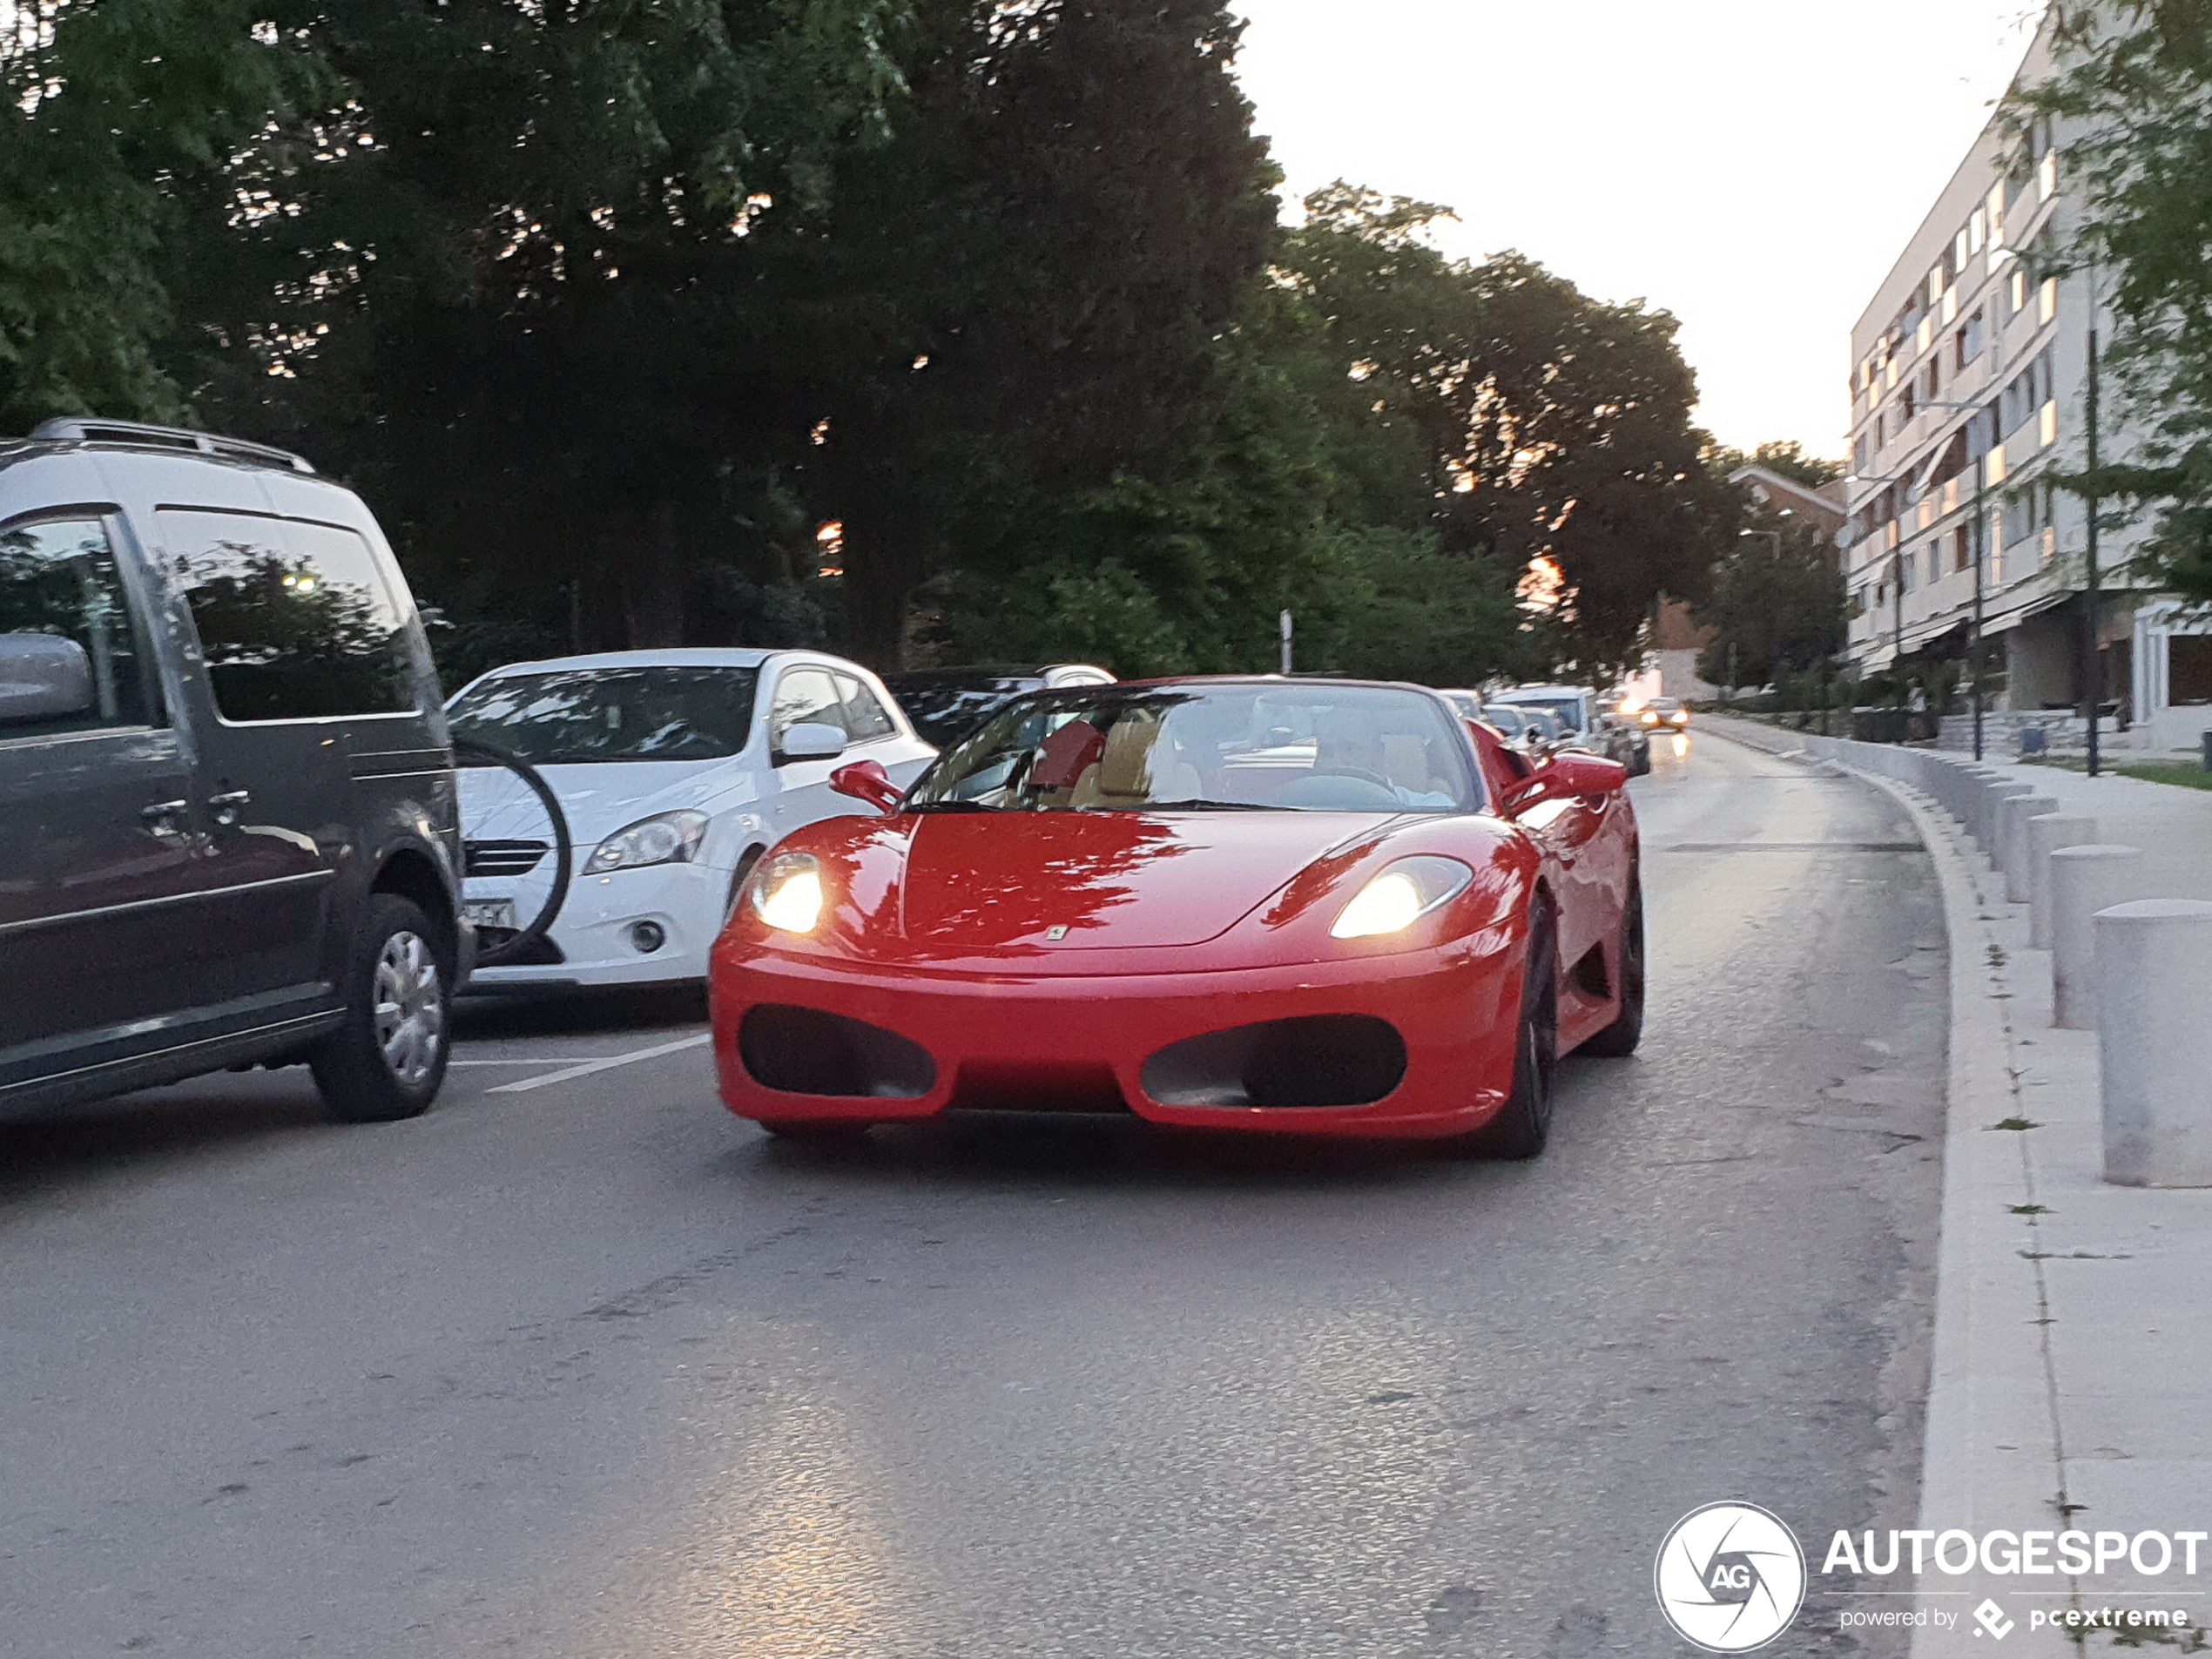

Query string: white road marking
[486,1033,713,1094]
[448,1058,623,1067]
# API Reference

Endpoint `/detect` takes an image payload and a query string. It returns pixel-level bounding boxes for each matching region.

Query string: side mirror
[830,759,903,815]
[775,721,846,765]
[1505,751,1628,814]
[0,634,95,726]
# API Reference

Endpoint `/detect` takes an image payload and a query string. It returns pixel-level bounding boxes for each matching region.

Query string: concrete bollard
[1956,768,2000,835]
[1979,784,2036,860]
[2000,794,2060,904]
[2028,813,2098,951]
[2097,900,2212,1187]
[2050,846,2148,1028]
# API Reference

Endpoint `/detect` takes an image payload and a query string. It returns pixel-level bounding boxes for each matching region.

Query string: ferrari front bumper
[708,940,1525,1140]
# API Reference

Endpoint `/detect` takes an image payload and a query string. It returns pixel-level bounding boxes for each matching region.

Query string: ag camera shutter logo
[1655,1502,1808,1651]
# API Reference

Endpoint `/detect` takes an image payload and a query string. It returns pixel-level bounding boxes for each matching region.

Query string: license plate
[463,899,518,931]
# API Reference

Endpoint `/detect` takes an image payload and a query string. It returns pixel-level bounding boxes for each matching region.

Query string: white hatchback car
[446,648,934,991]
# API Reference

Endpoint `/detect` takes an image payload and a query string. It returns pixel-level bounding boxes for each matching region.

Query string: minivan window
[0,516,159,736]
[160,509,417,722]
[448,666,760,764]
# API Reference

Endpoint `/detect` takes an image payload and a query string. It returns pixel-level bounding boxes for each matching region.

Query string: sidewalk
[1702,717,2212,1655]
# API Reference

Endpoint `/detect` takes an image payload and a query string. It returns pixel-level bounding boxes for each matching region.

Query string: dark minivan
[0,419,468,1122]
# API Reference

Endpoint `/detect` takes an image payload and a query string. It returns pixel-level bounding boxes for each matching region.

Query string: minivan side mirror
[775,721,847,765]
[0,634,95,726]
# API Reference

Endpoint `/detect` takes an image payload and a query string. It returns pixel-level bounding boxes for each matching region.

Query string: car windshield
[882,673,1043,748]
[1506,696,1584,732]
[904,683,1482,814]
[448,666,759,765]
[1481,705,1528,736]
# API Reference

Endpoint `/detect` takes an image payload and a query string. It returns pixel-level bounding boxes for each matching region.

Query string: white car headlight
[1330,855,1474,940]
[749,850,826,935]
[585,810,710,874]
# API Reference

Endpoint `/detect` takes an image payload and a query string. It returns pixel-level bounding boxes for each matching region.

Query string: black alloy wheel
[1580,872,1646,1058]
[1460,898,1559,1160]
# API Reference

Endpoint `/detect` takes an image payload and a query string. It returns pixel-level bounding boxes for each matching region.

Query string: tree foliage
[2012,1,2212,600]
[1695,509,1845,689]
[1703,440,1844,489]
[5,3,1733,689]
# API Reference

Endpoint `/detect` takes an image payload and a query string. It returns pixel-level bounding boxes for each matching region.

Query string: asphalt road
[0,731,1946,1658]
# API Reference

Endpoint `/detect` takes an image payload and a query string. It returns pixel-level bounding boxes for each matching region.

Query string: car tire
[309,894,455,1123]
[1579,873,1645,1058]
[1459,898,1559,1160]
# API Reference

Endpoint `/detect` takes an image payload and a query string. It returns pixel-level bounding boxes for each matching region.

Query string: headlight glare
[1330,855,1474,940]
[586,810,710,874]
[750,851,826,934]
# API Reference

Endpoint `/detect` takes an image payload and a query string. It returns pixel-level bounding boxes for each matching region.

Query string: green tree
[1281,185,1735,683]
[2010,2,2212,599]
[1695,514,1845,691]
[1703,440,1844,489]
[0,0,321,429]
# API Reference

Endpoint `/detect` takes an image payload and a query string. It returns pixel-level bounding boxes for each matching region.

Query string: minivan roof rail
[30,417,315,475]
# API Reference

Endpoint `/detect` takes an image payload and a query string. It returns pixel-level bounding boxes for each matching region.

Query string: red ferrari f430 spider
[708,678,1642,1157]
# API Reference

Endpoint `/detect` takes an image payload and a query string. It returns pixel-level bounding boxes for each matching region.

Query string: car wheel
[1459,898,1559,1160]
[310,894,454,1123]
[1579,873,1645,1058]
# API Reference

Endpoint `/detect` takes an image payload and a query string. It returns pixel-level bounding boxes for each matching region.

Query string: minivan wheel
[311,894,454,1123]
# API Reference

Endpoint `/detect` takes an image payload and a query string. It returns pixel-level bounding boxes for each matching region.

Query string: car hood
[894,811,1399,951]
[457,759,753,848]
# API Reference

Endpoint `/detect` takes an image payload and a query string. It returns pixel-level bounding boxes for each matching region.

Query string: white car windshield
[448,667,759,764]
[904,684,1482,814]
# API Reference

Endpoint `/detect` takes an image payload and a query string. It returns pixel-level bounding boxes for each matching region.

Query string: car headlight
[1330,855,1475,940]
[585,810,710,874]
[749,850,825,934]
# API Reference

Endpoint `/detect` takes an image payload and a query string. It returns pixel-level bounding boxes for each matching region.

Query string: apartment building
[1840,17,2207,749]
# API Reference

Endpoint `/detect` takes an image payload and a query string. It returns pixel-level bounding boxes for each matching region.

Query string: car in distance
[1640,697,1689,731]
[447,648,935,991]
[0,418,467,1123]
[881,663,1114,748]
[710,678,1642,1157]
[1597,710,1654,776]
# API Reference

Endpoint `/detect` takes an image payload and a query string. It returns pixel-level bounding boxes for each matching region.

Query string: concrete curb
[1700,719,2075,1655]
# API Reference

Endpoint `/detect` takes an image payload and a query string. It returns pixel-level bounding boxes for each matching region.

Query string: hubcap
[374,931,445,1089]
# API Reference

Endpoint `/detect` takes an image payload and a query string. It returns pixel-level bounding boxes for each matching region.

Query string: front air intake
[738,1005,937,1099]
[1142,1015,1407,1109]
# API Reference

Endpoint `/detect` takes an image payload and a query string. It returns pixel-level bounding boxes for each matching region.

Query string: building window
[2040,401,2059,448]
[1955,526,1973,573]
[2010,267,2028,316]
[2170,636,2212,705]
[2040,276,2058,324]
[2040,148,2059,200]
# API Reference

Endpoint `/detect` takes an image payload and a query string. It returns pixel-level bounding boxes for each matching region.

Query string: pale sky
[1228,1,2046,462]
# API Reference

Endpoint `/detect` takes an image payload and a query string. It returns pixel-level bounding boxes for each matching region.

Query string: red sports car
[708,678,1642,1157]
